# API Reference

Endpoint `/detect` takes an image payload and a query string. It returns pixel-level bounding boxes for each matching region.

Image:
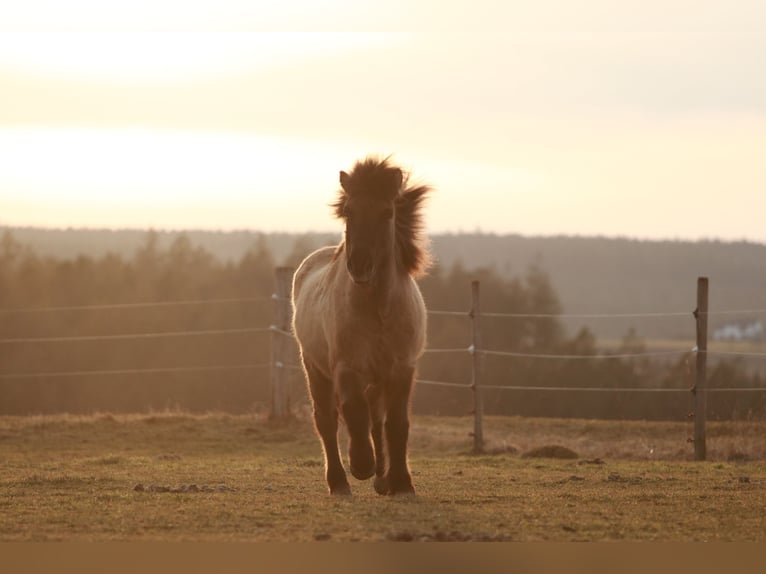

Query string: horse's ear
[339,171,351,191]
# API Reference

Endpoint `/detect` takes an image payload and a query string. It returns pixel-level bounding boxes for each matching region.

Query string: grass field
[1,412,765,542]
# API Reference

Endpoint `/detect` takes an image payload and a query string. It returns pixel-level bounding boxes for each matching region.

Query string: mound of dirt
[521,445,578,460]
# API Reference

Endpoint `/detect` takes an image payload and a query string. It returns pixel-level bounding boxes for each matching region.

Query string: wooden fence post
[694,276,709,461]
[270,266,295,420]
[470,280,485,453]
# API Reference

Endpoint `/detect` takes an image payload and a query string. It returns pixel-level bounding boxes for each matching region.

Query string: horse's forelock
[341,157,402,201]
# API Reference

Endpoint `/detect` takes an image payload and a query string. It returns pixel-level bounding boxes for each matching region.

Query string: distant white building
[713,321,764,341]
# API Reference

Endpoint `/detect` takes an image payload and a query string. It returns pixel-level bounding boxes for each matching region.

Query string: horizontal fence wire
[270,326,296,339]
[705,350,766,358]
[0,363,270,380]
[0,296,274,315]
[479,349,690,360]
[422,347,471,355]
[0,325,306,345]
[706,309,766,316]
[0,327,272,344]
[478,384,690,392]
[427,310,470,318]
[417,379,762,392]
[416,379,471,388]
[481,310,694,319]
[433,307,766,319]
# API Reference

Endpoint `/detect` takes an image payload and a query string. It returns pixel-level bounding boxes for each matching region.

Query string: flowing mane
[332,157,431,277]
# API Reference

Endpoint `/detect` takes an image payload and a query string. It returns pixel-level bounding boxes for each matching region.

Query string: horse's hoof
[373,475,389,495]
[386,476,415,496]
[349,442,375,480]
[350,463,375,481]
[389,486,416,497]
[329,482,352,496]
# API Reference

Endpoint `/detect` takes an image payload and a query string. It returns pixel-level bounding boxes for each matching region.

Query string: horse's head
[334,160,402,286]
[333,157,431,285]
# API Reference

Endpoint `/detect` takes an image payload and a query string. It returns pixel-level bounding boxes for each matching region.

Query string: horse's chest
[347,320,397,352]
[337,316,414,368]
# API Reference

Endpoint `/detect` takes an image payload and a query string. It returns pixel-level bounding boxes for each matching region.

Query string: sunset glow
[2,4,765,241]
[0,32,401,83]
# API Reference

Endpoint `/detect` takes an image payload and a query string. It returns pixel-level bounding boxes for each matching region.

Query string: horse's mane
[333,157,432,277]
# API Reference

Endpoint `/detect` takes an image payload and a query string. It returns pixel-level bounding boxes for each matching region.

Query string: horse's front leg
[365,383,388,494]
[335,363,375,481]
[382,365,416,495]
[305,361,350,495]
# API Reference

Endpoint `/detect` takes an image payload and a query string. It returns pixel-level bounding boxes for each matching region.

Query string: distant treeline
[7,226,766,340]
[0,230,763,420]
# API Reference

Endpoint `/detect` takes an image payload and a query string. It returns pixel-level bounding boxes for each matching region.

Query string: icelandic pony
[292,157,431,495]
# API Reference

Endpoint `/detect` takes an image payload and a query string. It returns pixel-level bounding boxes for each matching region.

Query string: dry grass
[1,412,765,541]
[413,415,766,461]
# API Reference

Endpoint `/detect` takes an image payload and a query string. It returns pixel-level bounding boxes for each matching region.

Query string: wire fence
[3,273,764,461]
[0,296,275,315]
[420,280,766,460]
[419,310,766,391]
[0,364,270,380]
[2,296,765,391]
[0,327,272,345]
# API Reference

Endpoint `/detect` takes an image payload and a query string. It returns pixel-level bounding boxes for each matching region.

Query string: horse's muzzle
[350,272,373,286]
[347,262,374,286]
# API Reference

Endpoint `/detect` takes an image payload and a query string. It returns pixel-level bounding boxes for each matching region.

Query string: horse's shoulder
[293,246,338,294]
[297,246,336,275]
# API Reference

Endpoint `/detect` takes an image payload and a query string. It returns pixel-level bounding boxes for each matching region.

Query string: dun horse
[292,157,431,495]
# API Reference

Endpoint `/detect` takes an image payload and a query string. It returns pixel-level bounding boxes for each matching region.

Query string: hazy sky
[1,1,765,241]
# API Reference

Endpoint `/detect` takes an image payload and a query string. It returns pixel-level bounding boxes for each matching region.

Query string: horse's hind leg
[335,363,375,481]
[383,366,416,495]
[305,361,350,495]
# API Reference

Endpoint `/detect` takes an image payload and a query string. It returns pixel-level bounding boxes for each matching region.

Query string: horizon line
[2,223,764,246]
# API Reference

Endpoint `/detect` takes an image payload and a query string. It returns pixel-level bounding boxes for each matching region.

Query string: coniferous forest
[0,230,763,420]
